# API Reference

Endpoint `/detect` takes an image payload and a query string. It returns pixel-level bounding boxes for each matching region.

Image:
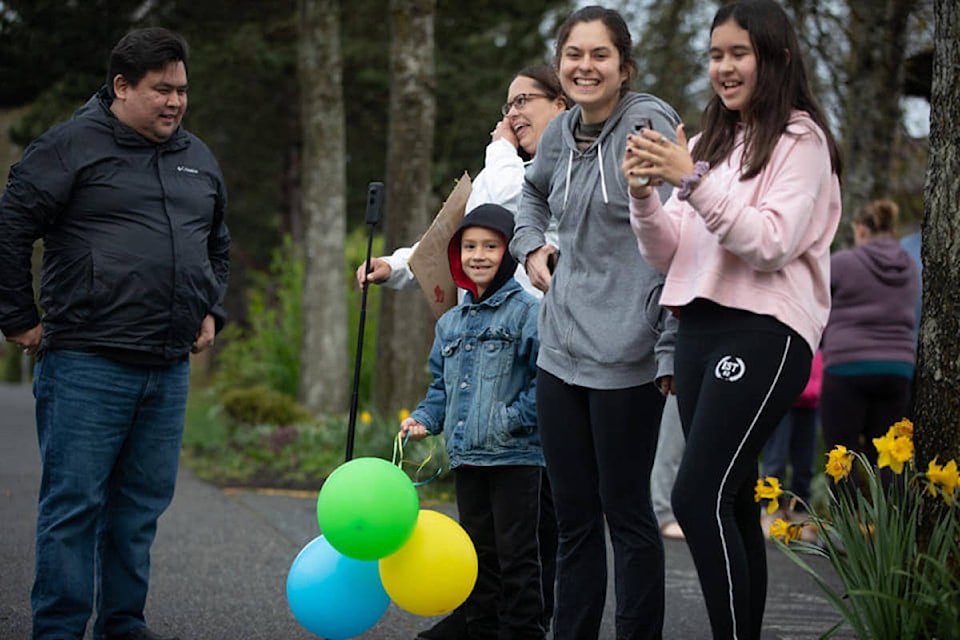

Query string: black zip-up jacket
[0,87,230,362]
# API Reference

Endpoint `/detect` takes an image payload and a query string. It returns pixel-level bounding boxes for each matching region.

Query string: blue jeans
[31,350,189,640]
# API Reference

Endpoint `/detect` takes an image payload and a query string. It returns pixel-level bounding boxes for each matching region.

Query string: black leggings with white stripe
[671,299,812,640]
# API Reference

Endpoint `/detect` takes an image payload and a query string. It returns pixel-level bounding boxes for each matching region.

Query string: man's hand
[6,324,42,356]
[355,258,392,288]
[192,314,216,353]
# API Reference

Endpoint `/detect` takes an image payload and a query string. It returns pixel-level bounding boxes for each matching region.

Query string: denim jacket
[410,278,543,468]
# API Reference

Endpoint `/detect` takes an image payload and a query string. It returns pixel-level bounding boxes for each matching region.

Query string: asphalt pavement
[0,382,854,639]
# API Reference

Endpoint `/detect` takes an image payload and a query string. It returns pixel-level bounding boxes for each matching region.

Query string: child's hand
[400,417,428,441]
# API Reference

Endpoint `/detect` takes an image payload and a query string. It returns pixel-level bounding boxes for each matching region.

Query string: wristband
[677,161,710,201]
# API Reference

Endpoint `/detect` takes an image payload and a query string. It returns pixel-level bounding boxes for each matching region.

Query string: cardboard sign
[408,172,472,320]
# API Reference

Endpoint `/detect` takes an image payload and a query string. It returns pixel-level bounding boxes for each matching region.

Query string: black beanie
[447,204,519,302]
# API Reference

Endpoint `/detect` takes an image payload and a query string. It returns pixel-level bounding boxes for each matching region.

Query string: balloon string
[393,432,442,487]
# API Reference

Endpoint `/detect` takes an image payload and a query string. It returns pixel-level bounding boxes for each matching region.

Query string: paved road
[0,382,853,639]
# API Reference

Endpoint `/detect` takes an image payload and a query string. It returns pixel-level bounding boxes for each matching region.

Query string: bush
[213,228,384,406]
[180,228,453,492]
[182,398,454,498]
[215,235,304,398]
[221,385,314,428]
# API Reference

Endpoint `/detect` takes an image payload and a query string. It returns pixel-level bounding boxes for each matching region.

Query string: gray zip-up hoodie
[510,91,679,389]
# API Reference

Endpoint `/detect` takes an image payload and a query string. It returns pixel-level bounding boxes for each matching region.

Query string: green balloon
[317,457,420,561]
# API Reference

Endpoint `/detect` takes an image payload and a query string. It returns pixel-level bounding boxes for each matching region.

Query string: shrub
[221,385,314,428]
[215,235,304,398]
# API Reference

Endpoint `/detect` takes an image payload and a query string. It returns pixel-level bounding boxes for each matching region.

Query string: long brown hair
[692,0,842,182]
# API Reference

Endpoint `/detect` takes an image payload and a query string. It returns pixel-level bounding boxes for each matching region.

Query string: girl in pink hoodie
[621,1,842,638]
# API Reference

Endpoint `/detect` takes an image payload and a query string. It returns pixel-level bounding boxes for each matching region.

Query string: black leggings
[672,301,811,640]
[537,369,665,640]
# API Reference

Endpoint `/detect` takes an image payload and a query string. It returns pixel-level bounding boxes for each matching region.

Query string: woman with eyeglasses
[509,7,681,639]
[356,65,569,640]
[356,65,568,296]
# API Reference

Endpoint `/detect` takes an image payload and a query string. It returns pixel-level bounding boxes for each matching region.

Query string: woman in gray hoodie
[509,6,679,639]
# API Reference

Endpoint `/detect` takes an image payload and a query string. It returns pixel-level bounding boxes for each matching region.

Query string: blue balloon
[287,535,390,639]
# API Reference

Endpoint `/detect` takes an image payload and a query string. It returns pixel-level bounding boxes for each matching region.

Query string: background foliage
[0,1,941,491]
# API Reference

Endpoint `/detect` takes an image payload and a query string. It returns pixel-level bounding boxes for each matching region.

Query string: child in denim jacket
[401,203,545,639]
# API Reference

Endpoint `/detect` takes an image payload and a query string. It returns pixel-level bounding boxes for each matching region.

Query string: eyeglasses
[501,93,549,116]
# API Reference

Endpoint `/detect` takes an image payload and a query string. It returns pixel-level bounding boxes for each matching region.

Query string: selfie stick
[345,181,385,462]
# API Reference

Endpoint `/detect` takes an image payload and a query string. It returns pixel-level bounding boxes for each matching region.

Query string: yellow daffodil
[926,458,960,504]
[360,410,373,424]
[398,409,411,422]
[754,477,783,513]
[825,445,853,483]
[891,418,914,439]
[874,431,913,474]
[769,518,802,544]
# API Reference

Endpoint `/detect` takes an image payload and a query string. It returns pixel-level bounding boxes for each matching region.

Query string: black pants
[537,369,665,640]
[538,470,558,628]
[820,371,912,464]
[820,372,912,494]
[455,465,545,639]
[671,301,811,640]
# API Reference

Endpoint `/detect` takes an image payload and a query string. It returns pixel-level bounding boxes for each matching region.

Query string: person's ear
[112,74,129,99]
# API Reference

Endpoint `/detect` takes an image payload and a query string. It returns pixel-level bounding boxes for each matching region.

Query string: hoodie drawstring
[563,149,573,210]
[562,144,611,210]
[597,139,609,204]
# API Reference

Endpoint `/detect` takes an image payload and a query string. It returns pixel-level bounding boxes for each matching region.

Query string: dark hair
[693,0,842,181]
[854,199,899,233]
[106,27,190,98]
[515,65,572,109]
[553,6,636,97]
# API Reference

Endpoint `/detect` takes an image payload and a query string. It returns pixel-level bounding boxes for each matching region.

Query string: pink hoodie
[630,111,841,354]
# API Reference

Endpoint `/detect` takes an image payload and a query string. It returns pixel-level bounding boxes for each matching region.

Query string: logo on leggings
[714,355,746,382]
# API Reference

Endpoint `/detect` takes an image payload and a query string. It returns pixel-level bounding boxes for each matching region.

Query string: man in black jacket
[0,27,230,640]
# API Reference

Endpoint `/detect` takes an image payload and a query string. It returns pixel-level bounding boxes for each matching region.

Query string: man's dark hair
[106,27,189,98]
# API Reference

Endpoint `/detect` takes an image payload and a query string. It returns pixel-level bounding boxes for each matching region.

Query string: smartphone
[630,117,653,187]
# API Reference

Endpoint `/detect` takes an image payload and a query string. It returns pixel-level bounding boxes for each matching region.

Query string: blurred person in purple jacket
[820,199,919,476]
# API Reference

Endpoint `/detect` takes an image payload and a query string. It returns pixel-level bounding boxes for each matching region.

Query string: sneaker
[659,521,685,540]
[416,609,469,640]
[107,627,181,640]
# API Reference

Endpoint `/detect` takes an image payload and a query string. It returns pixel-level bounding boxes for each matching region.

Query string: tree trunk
[297,0,349,414]
[633,0,704,128]
[914,0,960,472]
[839,0,918,237]
[372,0,437,414]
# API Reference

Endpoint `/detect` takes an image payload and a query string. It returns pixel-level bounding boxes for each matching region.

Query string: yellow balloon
[379,509,478,617]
